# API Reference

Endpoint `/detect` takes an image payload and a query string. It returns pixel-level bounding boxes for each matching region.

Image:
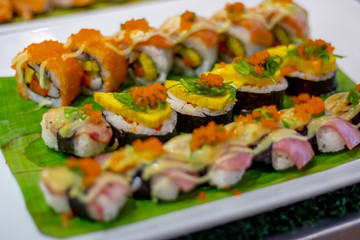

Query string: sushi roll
[112,19,173,85]
[0,0,12,23]
[253,128,314,170]
[165,73,236,133]
[305,116,360,153]
[99,137,200,202]
[212,49,287,114]
[164,121,253,189]
[41,104,113,157]
[160,10,219,76]
[254,0,309,45]
[11,40,83,107]
[65,29,128,95]
[12,0,52,20]
[281,39,340,96]
[94,82,177,146]
[325,85,360,127]
[52,0,94,7]
[211,2,274,62]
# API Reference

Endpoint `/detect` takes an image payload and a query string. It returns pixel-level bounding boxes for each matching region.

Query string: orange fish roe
[180,11,196,32]
[191,121,227,151]
[121,19,151,45]
[108,151,136,173]
[218,61,227,69]
[290,93,311,104]
[260,118,278,130]
[293,96,325,122]
[198,191,206,202]
[246,50,270,75]
[235,105,280,129]
[253,105,280,121]
[232,55,243,64]
[355,84,360,92]
[26,40,69,62]
[232,189,241,196]
[67,157,102,188]
[132,137,165,159]
[60,211,74,226]
[235,113,255,124]
[196,73,224,87]
[81,104,102,124]
[130,82,167,108]
[296,39,334,60]
[225,2,245,24]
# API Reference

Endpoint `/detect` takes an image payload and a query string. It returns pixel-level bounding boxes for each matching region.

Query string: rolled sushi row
[12,1,310,107]
[12,30,128,108]
[40,42,342,158]
[40,93,360,222]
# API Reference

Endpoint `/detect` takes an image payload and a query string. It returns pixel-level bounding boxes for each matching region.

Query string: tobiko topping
[191,121,227,151]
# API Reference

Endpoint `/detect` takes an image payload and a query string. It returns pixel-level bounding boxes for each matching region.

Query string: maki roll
[94,82,177,146]
[254,0,309,45]
[40,157,130,222]
[65,29,128,95]
[41,104,113,157]
[212,49,287,114]
[112,19,173,85]
[253,128,314,170]
[281,39,340,96]
[165,73,236,133]
[99,138,200,202]
[211,2,274,62]
[52,0,94,7]
[165,121,253,189]
[325,85,360,127]
[12,0,52,20]
[11,40,83,107]
[0,0,12,23]
[160,11,219,76]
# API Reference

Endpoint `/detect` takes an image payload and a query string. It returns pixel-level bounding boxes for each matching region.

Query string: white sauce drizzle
[62,44,85,60]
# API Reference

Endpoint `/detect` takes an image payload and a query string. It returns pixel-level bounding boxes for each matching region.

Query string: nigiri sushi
[41,105,113,157]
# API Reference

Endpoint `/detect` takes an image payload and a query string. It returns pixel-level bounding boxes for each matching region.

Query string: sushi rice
[167,92,234,117]
[103,109,177,136]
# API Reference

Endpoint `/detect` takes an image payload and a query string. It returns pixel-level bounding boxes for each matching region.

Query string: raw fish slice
[273,138,314,169]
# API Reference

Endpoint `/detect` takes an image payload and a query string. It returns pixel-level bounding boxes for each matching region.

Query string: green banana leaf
[1,71,359,238]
